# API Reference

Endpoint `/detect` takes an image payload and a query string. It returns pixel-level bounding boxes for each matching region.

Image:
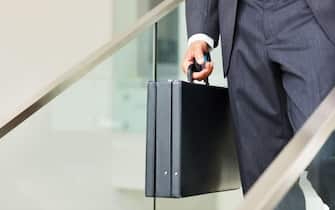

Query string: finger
[182,60,193,74]
[194,48,204,64]
[192,62,214,80]
[182,49,196,73]
[185,49,195,62]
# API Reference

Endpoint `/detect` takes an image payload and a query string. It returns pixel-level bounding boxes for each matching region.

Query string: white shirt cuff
[188,33,215,49]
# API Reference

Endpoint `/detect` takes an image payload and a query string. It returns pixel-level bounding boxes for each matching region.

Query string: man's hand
[181,40,214,81]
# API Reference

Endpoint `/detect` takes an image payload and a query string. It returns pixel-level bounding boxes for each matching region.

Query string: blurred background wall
[0,0,113,121]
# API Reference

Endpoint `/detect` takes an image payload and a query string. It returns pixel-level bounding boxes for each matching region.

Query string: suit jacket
[186,0,335,75]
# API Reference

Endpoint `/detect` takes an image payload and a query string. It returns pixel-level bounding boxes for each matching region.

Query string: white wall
[0,0,112,121]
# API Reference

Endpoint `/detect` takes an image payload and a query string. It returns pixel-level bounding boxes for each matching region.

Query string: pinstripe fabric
[227,0,335,209]
[186,0,335,75]
[186,0,335,208]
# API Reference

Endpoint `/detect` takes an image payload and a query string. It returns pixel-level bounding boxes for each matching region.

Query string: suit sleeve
[186,0,220,48]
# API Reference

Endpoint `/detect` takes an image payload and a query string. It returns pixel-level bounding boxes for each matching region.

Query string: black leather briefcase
[145,55,240,198]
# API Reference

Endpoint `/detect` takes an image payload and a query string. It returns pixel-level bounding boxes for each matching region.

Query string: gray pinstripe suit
[186,0,335,209]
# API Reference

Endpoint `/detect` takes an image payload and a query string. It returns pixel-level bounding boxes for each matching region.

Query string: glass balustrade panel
[272,131,335,210]
[112,0,165,37]
[0,27,154,210]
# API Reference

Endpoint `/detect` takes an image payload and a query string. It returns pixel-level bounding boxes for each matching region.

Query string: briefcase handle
[187,52,211,86]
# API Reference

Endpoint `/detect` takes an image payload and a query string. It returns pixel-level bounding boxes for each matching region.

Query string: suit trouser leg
[228,0,334,208]
[228,0,296,194]
[228,3,306,210]
[266,0,335,208]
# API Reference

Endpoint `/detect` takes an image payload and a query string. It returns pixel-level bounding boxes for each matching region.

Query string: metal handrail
[0,0,184,140]
[236,87,335,210]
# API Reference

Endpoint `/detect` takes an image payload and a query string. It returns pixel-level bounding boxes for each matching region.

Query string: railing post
[152,21,158,210]
[153,22,158,82]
